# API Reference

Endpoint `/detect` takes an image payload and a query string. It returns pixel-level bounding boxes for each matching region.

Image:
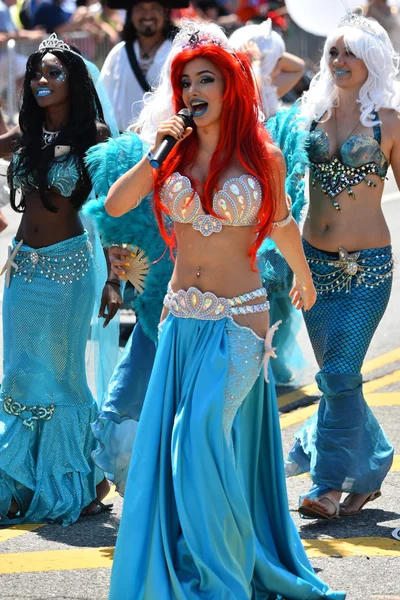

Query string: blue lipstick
[37,88,52,97]
[190,99,208,117]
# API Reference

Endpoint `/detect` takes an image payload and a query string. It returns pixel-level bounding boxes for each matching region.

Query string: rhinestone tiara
[173,20,234,54]
[338,9,377,34]
[38,33,71,53]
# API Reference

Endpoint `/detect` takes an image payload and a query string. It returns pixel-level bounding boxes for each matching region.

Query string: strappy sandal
[339,490,381,517]
[298,493,340,520]
[81,498,114,518]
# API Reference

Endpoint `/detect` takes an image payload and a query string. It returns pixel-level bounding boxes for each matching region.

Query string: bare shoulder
[96,122,112,144]
[379,108,400,128]
[379,109,400,143]
[265,141,285,170]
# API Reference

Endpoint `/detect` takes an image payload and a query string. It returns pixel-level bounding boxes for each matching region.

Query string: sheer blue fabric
[264,250,306,385]
[91,322,156,495]
[286,240,394,500]
[109,311,345,600]
[0,234,103,525]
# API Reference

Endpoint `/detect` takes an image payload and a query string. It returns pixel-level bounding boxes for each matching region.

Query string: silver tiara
[38,33,71,53]
[338,9,377,34]
[173,20,234,54]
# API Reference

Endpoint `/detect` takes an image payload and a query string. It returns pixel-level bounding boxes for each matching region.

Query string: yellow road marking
[0,487,118,545]
[0,537,399,574]
[361,347,400,374]
[280,388,400,430]
[304,537,400,559]
[0,547,114,574]
[0,524,45,544]
[364,392,400,406]
[278,349,400,408]
[364,370,400,393]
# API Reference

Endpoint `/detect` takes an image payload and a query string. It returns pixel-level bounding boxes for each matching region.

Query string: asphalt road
[0,176,399,599]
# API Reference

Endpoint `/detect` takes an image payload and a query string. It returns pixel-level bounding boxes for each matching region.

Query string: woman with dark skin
[0,37,122,524]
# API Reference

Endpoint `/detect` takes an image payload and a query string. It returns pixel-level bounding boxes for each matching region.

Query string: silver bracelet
[272,194,293,228]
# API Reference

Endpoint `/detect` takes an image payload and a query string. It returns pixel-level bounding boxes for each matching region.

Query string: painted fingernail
[125,262,130,266]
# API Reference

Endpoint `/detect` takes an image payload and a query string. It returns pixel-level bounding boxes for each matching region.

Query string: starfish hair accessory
[38,33,71,53]
[338,8,377,35]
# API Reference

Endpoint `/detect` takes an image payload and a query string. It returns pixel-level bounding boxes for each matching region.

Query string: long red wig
[153,41,278,268]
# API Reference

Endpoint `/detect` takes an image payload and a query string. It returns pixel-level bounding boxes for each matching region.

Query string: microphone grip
[149,135,177,169]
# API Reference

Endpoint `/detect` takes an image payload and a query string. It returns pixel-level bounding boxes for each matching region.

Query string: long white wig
[229,19,285,119]
[301,17,400,127]
[135,20,233,145]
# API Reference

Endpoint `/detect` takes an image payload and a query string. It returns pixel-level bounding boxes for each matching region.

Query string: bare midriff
[15,190,84,248]
[303,173,391,252]
[165,222,270,339]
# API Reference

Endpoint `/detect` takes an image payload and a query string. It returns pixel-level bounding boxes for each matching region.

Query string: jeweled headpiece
[338,8,377,35]
[38,33,71,53]
[173,20,235,54]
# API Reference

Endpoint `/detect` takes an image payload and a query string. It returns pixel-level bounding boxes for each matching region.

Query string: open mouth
[190,100,208,117]
[334,69,351,77]
[37,88,52,97]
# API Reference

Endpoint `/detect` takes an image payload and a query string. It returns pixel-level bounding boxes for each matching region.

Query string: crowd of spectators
[2,0,400,117]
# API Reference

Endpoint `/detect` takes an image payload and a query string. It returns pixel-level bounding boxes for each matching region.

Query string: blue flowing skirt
[109,313,345,600]
[91,321,156,495]
[286,241,394,498]
[264,251,305,386]
[0,234,103,525]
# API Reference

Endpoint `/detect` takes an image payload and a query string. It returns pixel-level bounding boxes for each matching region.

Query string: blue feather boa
[258,103,310,282]
[83,132,173,343]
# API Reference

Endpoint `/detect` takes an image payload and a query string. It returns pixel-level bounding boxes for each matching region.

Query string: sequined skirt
[0,233,103,525]
[109,286,345,600]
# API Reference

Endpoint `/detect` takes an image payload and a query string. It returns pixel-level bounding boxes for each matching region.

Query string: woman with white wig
[286,10,396,519]
[229,19,305,119]
[230,19,307,386]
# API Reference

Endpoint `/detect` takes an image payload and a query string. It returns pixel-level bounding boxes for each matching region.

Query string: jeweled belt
[306,246,394,294]
[164,283,269,320]
[1,239,92,288]
[2,395,56,430]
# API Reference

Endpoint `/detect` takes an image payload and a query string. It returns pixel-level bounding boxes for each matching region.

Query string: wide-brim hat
[107,0,189,9]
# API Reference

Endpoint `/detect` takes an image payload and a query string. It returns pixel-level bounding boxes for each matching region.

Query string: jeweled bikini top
[309,111,389,211]
[159,172,262,236]
[11,151,81,198]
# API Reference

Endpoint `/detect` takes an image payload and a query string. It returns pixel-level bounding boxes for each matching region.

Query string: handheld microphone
[149,108,194,169]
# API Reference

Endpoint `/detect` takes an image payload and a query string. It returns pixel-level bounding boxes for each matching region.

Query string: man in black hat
[100,1,187,131]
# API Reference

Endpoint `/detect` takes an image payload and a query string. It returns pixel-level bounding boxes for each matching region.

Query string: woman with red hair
[104,22,345,600]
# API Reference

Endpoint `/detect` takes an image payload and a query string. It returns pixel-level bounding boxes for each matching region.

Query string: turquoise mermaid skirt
[0,233,103,525]
[109,306,345,599]
[287,241,394,500]
[265,250,306,385]
[92,321,156,495]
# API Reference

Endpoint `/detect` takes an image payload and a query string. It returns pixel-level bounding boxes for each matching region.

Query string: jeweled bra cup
[308,119,388,211]
[160,172,263,235]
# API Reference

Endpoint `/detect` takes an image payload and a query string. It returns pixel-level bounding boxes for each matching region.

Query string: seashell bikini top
[11,151,82,199]
[309,111,389,211]
[160,172,292,236]
[160,172,262,236]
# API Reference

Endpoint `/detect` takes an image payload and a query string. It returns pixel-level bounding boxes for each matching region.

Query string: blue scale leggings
[286,240,394,498]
